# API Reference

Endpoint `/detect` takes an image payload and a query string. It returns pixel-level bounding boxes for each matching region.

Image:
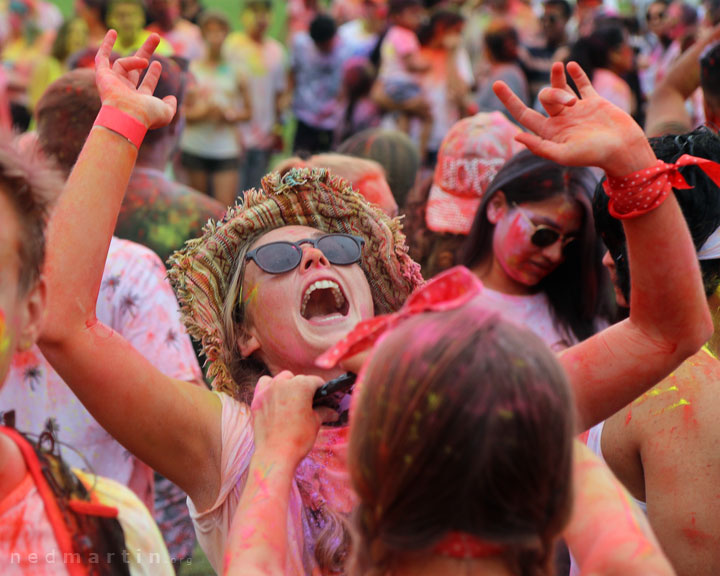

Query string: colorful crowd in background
[2,0,720,574]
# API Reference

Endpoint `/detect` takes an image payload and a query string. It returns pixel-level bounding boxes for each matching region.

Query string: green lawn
[52,0,289,41]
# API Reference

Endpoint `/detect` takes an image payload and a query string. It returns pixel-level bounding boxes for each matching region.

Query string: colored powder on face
[243,285,259,307]
[0,310,10,358]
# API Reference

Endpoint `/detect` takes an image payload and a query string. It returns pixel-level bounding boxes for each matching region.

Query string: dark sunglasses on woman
[512,203,577,249]
[246,233,365,274]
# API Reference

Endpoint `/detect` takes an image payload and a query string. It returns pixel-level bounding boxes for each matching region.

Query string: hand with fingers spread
[494,62,656,178]
[251,371,337,466]
[94,30,177,130]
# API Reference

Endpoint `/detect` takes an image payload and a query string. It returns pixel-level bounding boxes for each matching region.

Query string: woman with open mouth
[38,33,711,575]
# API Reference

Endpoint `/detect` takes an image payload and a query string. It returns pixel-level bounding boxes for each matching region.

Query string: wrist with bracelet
[603,155,720,219]
[92,105,147,149]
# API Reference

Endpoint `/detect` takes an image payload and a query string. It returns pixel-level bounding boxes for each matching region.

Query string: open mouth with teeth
[301,279,349,321]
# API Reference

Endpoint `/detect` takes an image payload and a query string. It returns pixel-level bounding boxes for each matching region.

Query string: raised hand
[94,30,177,130]
[494,62,656,178]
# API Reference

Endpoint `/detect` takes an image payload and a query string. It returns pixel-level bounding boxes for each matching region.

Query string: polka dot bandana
[603,155,720,219]
[315,266,481,369]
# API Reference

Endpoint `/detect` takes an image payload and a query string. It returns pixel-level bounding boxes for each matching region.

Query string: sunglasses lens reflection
[317,235,363,265]
[256,244,302,273]
[251,235,364,274]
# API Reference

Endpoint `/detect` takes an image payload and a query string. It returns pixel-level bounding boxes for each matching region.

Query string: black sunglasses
[245,233,365,274]
[513,204,576,249]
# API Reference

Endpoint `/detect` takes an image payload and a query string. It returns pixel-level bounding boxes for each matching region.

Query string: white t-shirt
[422,46,474,152]
[181,59,245,159]
[471,288,576,352]
[338,19,379,58]
[224,33,288,150]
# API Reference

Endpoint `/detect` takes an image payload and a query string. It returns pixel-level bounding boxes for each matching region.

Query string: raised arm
[494,62,712,431]
[39,31,222,510]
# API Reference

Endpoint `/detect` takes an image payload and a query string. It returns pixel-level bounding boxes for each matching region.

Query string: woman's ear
[17,278,46,351]
[486,191,508,224]
[238,329,261,358]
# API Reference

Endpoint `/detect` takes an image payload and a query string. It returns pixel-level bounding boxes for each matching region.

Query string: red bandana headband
[603,154,720,219]
[316,266,482,369]
[432,532,505,559]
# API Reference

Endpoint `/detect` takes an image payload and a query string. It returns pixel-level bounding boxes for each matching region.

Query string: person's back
[600,349,720,576]
[590,127,720,575]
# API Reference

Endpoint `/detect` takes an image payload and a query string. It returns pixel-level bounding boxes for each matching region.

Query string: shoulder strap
[0,425,132,576]
[0,426,88,576]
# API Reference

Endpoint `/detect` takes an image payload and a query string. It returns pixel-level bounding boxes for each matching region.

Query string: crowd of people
[2,0,720,575]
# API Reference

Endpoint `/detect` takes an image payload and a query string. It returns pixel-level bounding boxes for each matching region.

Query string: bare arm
[38,31,223,510]
[495,62,712,431]
[370,80,431,119]
[564,441,675,576]
[645,25,720,137]
[403,51,430,73]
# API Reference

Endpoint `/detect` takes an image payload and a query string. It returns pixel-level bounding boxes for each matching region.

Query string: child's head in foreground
[348,304,575,575]
[0,134,59,384]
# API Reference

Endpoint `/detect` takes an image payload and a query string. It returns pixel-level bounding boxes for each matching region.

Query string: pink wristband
[93,105,147,149]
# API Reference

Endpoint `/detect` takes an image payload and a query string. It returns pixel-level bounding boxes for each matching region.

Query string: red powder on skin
[625,405,632,426]
[10,349,39,369]
[682,527,714,547]
[682,404,698,427]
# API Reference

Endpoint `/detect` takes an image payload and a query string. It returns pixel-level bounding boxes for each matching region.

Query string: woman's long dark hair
[461,150,613,343]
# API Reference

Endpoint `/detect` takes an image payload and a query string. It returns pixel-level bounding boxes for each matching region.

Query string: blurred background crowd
[2,0,720,573]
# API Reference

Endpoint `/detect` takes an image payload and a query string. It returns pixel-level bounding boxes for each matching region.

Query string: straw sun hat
[168,167,424,396]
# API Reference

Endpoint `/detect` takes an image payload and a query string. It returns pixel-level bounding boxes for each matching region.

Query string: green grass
[52,0,289,42]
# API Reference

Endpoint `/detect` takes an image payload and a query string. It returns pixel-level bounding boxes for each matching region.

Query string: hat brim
[426,184,482,235]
